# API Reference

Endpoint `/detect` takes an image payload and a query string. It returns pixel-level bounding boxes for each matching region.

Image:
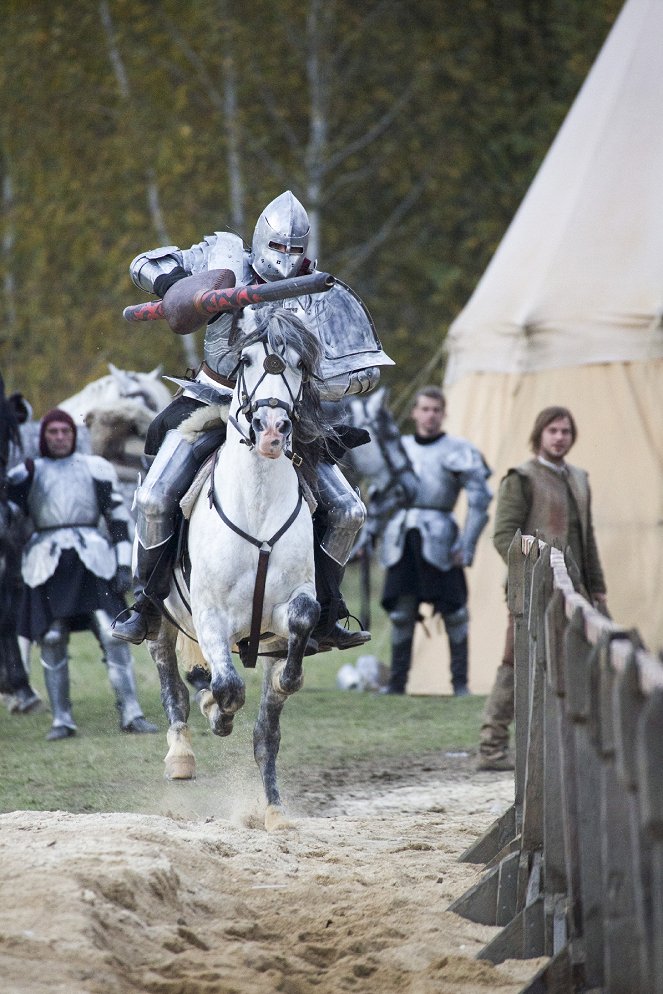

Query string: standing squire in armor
[112,191,394,652]
[7,409,157,740]
[369,387,492,696]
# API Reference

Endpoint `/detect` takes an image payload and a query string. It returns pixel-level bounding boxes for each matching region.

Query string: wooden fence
[449,531,663,994]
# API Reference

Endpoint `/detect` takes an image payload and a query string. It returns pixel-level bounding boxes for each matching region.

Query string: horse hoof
[164,755,196,780]
[213,713,234,738]
[265,804,295,832]
[164,724,195,780]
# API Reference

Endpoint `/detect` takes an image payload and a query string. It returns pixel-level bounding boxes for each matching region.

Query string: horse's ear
[148,365,163,379]
[108,363,133,389]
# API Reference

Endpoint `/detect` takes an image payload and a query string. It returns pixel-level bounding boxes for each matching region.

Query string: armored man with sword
[112,191,394,654]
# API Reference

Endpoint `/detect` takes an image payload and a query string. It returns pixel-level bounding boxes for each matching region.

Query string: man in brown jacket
[477,406,607,771]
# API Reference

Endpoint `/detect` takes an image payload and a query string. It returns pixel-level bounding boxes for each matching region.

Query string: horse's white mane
[59,363,172,424]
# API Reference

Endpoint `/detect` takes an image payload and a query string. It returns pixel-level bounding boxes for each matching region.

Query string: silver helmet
[250,190,310,281]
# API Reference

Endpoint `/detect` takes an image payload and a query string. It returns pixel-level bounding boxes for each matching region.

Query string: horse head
[107,363,171,413]
[229,307,323,461]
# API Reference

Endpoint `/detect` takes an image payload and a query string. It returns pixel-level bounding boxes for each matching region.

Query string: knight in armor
[370,386,492,696]
[6,409,158,740]
[112,190,393,652]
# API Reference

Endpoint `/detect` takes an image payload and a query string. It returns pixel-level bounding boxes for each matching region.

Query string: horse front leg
[255,592,319,831]
[254,663,290,830]
[147,621,195,781]
[195,611,246,738]
[272,592,320,695]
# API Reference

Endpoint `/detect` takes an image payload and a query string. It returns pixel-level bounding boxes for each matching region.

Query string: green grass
[0,561,485,815]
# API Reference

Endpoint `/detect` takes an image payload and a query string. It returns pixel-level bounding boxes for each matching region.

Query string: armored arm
[90,457,134,569]
[130,235,221,296]
[317,367,381,402]
[458,450,492,566]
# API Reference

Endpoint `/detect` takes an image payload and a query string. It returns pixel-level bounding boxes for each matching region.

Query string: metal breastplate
[402,436,463,512]
[196,236,393,381]
[28,456,100,530]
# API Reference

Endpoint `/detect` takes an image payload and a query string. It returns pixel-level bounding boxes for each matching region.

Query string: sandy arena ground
[0,753,547,994]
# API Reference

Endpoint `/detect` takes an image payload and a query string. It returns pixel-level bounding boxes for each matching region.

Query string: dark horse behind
[0,375,41,712]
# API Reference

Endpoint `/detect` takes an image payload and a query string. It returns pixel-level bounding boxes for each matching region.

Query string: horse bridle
[228,340,304,453]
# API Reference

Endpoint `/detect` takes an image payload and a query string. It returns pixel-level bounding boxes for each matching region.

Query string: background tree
[0,0,622,415]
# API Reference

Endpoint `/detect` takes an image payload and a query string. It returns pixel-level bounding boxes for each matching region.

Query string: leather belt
[202,362,236,389]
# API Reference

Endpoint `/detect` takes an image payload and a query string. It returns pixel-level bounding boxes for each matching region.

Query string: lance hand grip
[195,271,335,316]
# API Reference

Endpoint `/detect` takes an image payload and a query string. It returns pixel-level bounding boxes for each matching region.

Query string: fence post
[564,612,604,988]
[513,537,538,833]
[638,686,663,994]
[543,588,570,958]
[604,646,648,992]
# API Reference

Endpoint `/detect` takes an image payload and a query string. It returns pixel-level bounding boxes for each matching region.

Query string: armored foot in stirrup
[316,621,371,652]
[111,597,162,645]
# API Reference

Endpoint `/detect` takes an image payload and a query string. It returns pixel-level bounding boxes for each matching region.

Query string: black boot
[311,541,370,651]
[111,594,162,646]
[111,542,172,645]
[385,641,411,694]
[449,637,470,696]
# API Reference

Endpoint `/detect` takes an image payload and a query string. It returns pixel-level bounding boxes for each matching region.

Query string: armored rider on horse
[112,190,394,654]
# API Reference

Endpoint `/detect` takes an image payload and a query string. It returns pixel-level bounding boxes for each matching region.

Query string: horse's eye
[297,359,305,370]
[242,356,252,367]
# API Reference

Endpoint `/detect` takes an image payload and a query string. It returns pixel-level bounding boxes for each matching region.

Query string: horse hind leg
[148,622,196,780]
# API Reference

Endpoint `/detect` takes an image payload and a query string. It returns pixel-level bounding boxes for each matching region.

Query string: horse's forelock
[234,308,322,378]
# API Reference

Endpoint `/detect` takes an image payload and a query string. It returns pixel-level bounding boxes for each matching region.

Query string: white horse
[59,363,172,425]
[147,308,327,831]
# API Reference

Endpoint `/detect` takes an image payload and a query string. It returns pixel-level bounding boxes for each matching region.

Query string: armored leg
[442,605,470,695]
[40,620,76,740]
[386,594,418,694]
[311,463,370,651]
[90,610,157,732]
[112,428,205,644]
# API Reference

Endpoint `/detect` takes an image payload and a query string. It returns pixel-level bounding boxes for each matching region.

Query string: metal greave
[90,610,143,726]
[133,429,200,550]
[40,621,76,730]
[314,462,366,566]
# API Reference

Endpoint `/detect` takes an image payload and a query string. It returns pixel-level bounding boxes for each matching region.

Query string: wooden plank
[516,946,572,994]
[637,688,663,993]
[447,863,498,926]
[477,895,544,964]
[543,589,569,914]
[599,655,645,994]
[458,803,517,864]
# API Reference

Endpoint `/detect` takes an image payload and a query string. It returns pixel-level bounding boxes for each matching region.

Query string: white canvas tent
[409,0,663,694]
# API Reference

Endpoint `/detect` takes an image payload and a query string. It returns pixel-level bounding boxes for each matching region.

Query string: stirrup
[111,600,162,643]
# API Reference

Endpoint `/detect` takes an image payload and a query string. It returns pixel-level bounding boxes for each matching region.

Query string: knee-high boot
[477,663,515,770]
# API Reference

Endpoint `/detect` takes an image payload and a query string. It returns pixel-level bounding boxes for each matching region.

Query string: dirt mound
[0,757,546,993]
